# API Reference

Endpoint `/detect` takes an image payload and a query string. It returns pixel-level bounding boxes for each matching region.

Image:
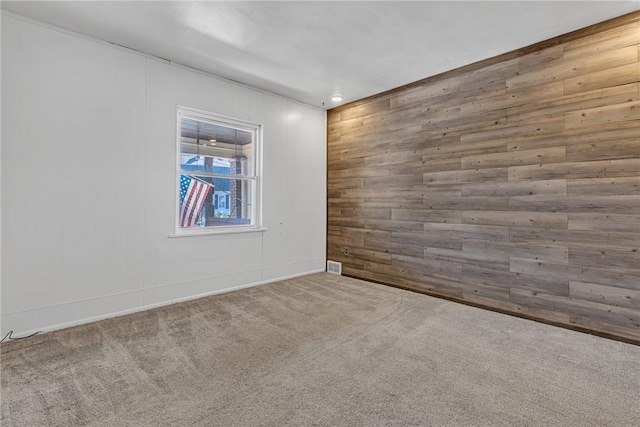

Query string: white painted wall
[0,13,327,336]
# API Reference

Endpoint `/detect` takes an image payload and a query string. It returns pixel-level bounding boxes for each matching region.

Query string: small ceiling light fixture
[331,94,343,102]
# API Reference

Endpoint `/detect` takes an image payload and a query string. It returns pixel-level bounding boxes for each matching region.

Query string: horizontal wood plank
[566,137,639,162]
[463,240,569,263]
[462,210,568,228]
[565,101,640,129]
[509,227,640,249]
[567,176,639,196]
[508,159,640,181]
[424,167,508,185]
[569,246,640,271]
[567,213,640,232]
[461,146,565,170]
[509,258,640,290]
[569,281,640,309]
[461,179,567,197]
[508,195,640,214]
[463,264,569,296]
[564,62,640,95]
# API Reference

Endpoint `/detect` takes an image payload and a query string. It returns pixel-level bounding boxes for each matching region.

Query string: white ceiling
[2,1,639,109]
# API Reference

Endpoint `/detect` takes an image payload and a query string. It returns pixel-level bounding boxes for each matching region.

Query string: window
[176,107,261,234]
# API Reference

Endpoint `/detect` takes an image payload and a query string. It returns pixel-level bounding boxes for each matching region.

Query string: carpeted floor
[1,273,639,426]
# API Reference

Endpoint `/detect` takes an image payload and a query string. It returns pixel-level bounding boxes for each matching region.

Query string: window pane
[179,174,253,229]
[177,108,260,233]
[210,177,253,226]
[179,117,254,176]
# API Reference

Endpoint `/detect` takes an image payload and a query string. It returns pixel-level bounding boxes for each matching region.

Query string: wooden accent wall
[327,12,640,342]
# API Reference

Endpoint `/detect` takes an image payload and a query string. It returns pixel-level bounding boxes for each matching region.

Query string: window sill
[168,227,267,238]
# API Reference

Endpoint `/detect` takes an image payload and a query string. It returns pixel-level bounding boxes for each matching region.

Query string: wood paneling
[327,12,640,342]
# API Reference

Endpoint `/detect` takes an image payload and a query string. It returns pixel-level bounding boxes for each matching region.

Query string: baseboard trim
[1,268,326,341]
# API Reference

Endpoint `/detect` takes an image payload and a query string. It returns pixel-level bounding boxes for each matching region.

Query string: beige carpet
[1,273,639,426]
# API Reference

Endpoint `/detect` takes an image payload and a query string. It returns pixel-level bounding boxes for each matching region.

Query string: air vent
[327,260,342,275]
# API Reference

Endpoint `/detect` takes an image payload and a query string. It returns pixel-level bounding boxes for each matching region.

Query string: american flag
[179,175,212,227]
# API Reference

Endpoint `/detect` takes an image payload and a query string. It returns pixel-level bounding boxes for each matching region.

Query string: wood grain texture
[327,13,640,341]
[563,62,640,95]
[569,281,640,309]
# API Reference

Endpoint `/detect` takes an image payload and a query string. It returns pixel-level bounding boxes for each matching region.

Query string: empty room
[1,1,639,426]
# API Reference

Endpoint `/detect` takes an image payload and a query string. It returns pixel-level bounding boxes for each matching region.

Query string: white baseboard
[1,265,326,340]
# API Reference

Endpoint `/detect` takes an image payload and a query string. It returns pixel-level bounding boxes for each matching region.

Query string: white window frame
[174,106,263,236]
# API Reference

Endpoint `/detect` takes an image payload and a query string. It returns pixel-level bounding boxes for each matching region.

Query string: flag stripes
[180,175,212,227]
